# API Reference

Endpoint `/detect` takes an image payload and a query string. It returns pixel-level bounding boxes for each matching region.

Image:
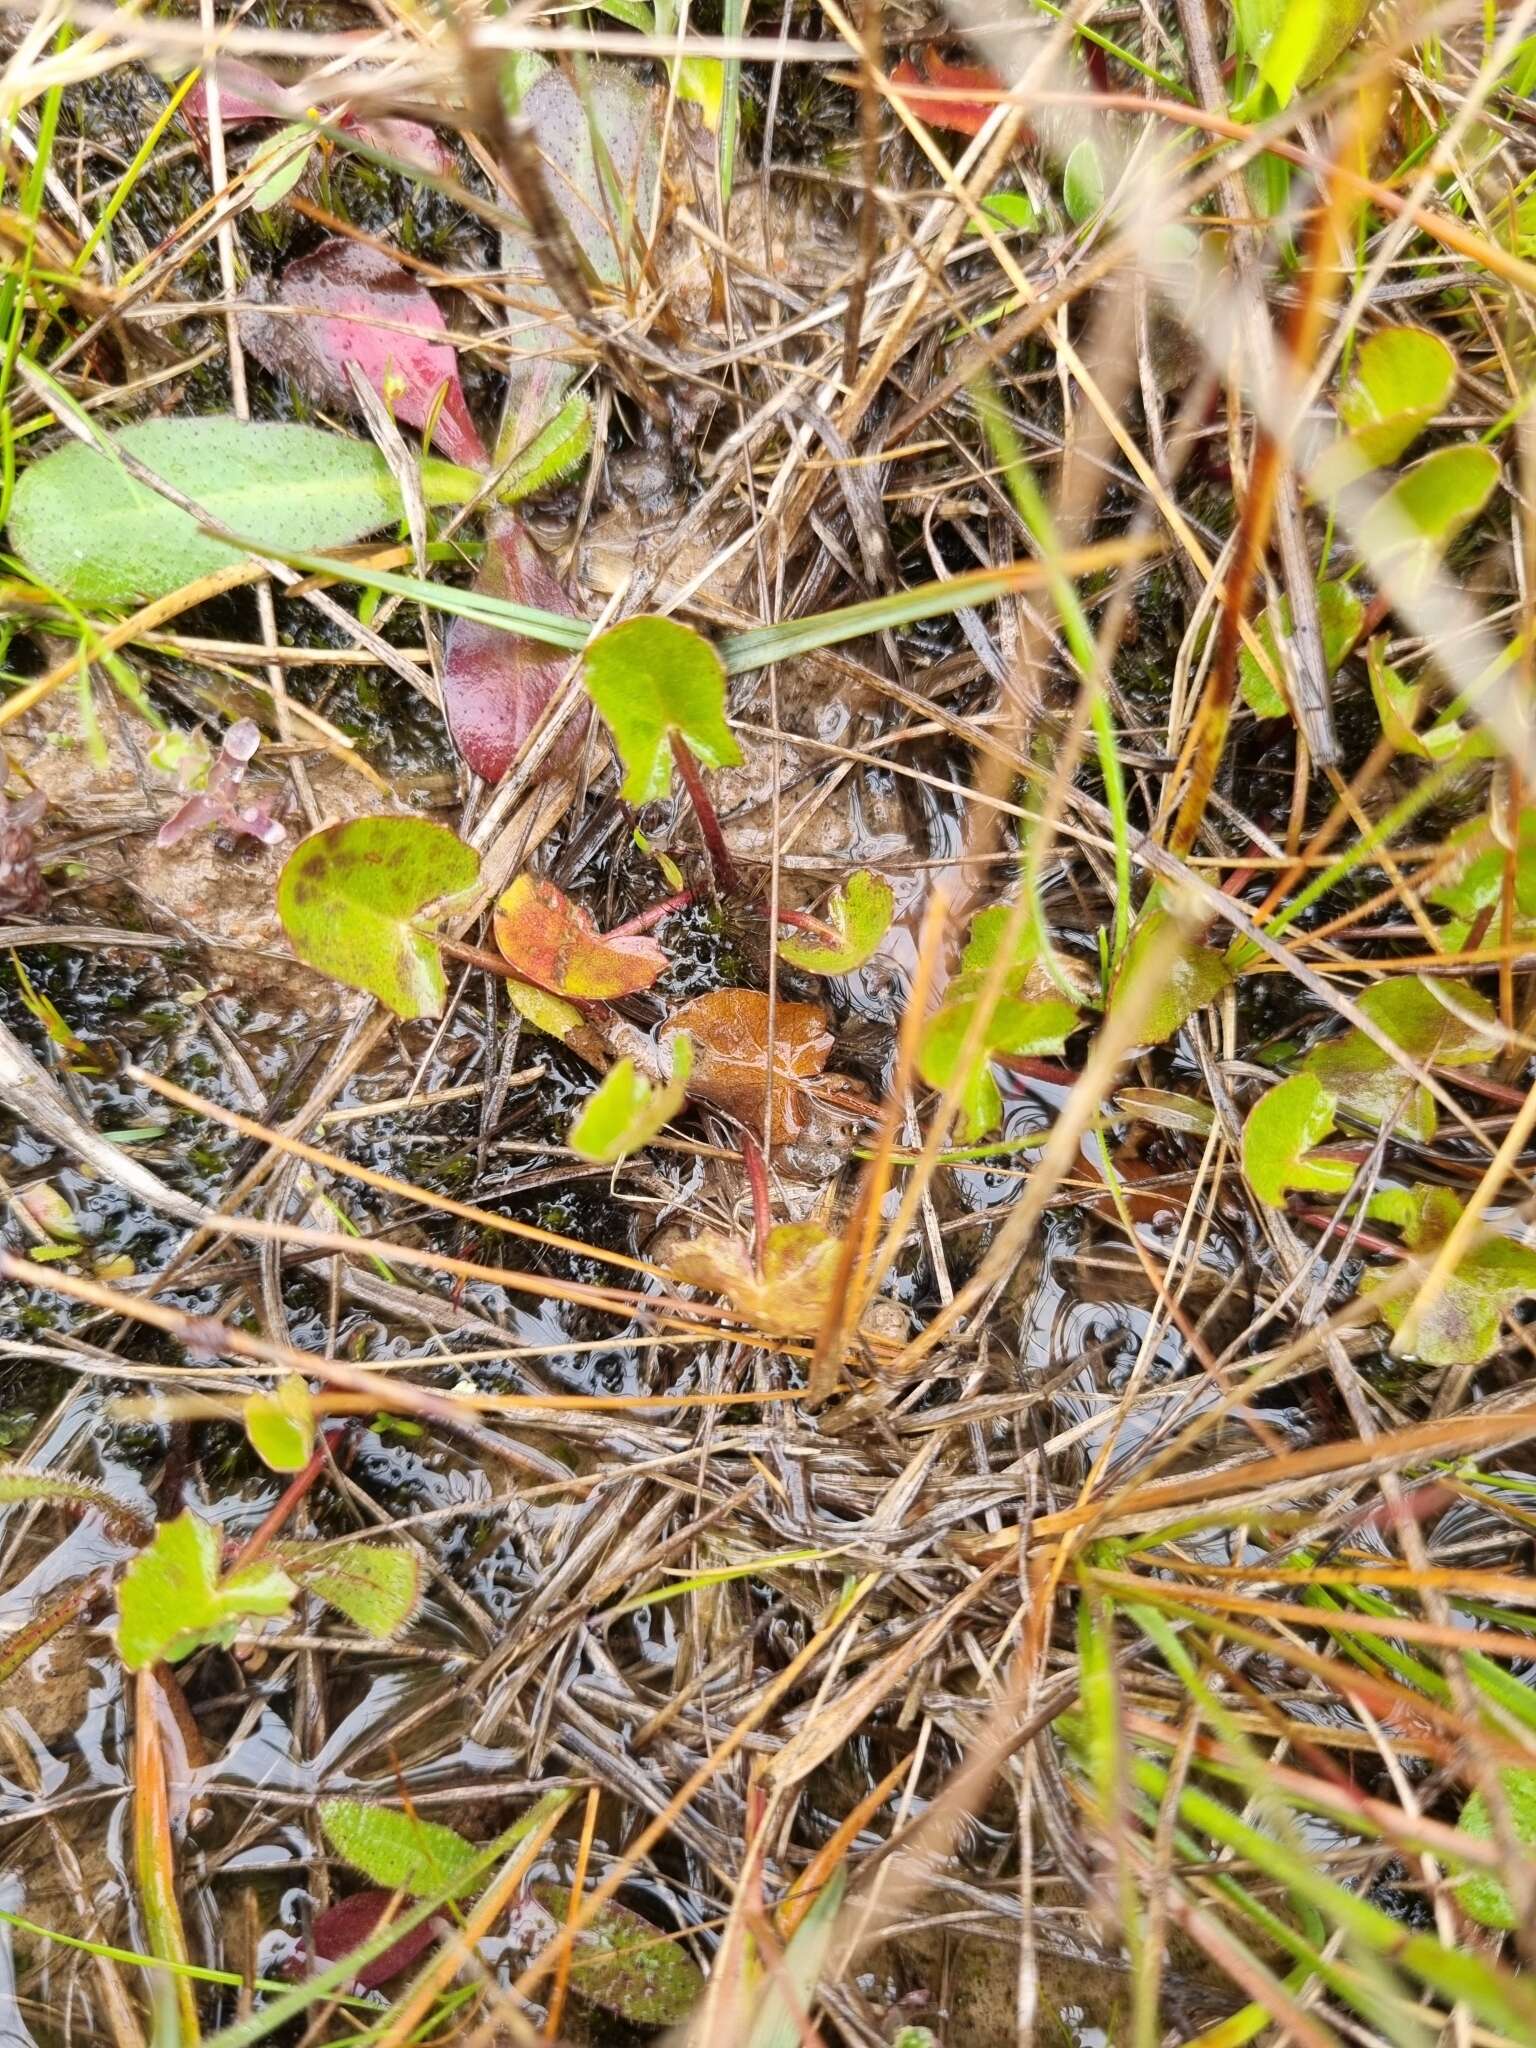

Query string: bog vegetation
[1,1,1535,2044]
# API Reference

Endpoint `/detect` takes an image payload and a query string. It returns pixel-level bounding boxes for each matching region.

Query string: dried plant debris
[5,9,1536,2048]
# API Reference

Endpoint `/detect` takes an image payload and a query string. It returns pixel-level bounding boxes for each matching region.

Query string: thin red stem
[606,890,694,938]
[670,734,739,896]
[229,1426,345,1568]
[740,1133,772,1279]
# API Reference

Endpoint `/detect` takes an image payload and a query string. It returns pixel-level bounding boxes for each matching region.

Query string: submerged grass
[1,2,1535,2046]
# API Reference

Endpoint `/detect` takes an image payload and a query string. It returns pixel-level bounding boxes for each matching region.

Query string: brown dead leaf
[663,989,831,1139]
[670,1221,842,1337]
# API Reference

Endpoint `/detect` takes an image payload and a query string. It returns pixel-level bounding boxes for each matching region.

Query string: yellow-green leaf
[581,616,741,805]
[778,871,894,975]
[115,1511,295,1670]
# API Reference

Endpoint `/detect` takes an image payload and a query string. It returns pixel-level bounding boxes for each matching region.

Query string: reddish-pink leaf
[349,116,456,177]
[890,49,1012,137]
[241,238,485,468]
[182,60,298,135]
[493,873,667,999]
[443,517,588,782]
[182,66,454,177]
[307,1890,444,1991]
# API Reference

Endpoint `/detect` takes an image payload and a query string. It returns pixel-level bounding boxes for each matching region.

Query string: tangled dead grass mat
[3,2,1536,2044]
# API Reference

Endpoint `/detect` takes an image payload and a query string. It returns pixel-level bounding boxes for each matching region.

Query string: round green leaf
[778,870,895,975]
[582,615,741,804]
[244,1373,314,1473]
[1241,1072,1353,1208]
[276,817,480,1021]
[1360,445,1500,598]
[1335,326,1456,470]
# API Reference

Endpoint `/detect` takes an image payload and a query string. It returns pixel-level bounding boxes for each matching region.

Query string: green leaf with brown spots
[277,817,480,1021]
[532,1884,703,2027]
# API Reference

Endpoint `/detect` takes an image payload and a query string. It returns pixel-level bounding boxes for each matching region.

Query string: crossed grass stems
[3,0,1536,2042]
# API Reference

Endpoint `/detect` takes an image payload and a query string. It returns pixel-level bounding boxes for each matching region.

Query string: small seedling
[581,615,743,891]
[244,1374,315,1472]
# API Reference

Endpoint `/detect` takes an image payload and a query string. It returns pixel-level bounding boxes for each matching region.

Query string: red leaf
[241,238,485,468]
[890,49,1010,137]
[182,66,454,178]
[308,1890,443,1991]
[348,116,456,178]
[493,874,667,1000]
[181,60,298,135]
[443,517,588,783]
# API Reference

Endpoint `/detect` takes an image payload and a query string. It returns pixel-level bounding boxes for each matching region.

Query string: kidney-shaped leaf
[663,990,831,1140]
[778,871,894,976]
[1365,1182,1536,1366]
[493,873,667,999]
[582,616,742,805]
[284,1541,423,1638]
[1111,908,1233,1045]
[241,238,485,468]
[1367,635,1472,761]
[116,1510,295,1670]
[1239,579,1362,720]
[1331,325,1456,473]
[1359,444,1500,598]
[1241,1072,1354,1209]
[9,419,414,609]
[532,1884,703,2027]
[569,1037,692,1162]
[278,817,480,1021]
[443,517,587,783]
[671,1220,843,1339]
[919,978,1079,1142]
[1303,976,1499,1140]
